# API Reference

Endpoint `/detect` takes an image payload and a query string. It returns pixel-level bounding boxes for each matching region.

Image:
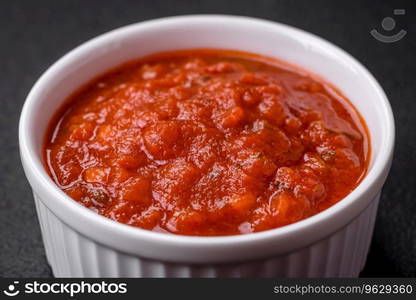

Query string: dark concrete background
[1,0,415,277]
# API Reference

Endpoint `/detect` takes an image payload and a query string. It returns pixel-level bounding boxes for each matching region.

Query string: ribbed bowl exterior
[33,193,379,278]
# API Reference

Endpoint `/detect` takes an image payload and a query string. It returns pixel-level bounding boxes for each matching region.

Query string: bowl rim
[19,14,394,262]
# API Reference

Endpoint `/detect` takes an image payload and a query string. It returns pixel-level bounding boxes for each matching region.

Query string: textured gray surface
[0,0,415,277]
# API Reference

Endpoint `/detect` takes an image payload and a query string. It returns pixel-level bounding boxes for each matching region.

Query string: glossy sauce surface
[45,50,370,236]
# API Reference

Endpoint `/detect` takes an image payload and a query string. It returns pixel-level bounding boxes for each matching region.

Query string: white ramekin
[19,15,394,278]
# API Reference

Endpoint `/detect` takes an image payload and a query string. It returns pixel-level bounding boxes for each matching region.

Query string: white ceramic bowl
[19,15,394,277]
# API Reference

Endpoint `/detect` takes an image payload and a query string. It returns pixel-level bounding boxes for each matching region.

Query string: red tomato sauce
[44,49,370,236]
